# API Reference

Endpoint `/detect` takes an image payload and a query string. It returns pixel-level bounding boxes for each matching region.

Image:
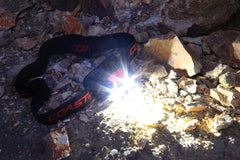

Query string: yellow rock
[184,102,207,112]
[142,0,152,4]
[181,118,199,131]
[175,104,185,113]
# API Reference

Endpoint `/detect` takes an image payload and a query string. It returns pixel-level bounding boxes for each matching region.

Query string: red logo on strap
[72,44,89,53]
[130,43,137,56]
[18,89,31,97]
[48,92,92,122]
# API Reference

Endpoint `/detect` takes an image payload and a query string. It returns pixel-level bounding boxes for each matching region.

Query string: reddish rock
[62,13,87,35]
[0,8,16,30]
[43,126,71,160]
[15,37,36,50]
[142,0,152,5]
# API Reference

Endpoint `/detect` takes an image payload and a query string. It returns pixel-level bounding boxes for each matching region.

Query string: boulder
[142,32,202,77]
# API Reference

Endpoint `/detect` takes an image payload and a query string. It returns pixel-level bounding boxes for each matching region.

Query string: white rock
[210,114,233,130]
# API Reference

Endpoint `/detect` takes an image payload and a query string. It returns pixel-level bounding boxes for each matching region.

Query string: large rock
[142,32,202,77]
[0,7,16,30]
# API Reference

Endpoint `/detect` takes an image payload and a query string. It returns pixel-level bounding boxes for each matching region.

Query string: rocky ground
[1,0,240,160]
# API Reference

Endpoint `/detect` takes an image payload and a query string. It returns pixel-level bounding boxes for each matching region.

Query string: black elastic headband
[15,33,137,125]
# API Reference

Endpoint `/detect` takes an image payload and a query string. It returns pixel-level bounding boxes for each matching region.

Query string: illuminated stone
[233,116,240,124]
[208,102,228,112]
[165,79,178,96]
[182,119,199,131]
[146,64,168,80]
[210,85,240,107]
[142,32,202,77]
[43,126,71,160]
[168,70,178,79]
[179,90,188,97]
[184,102,207,112]
[155,82,168,95]
[178,77,197,94]
[136,137,148,149]
[149,73,159,85]
[174,104,185,113]
[209,114,233,130]
[151,144,167,158]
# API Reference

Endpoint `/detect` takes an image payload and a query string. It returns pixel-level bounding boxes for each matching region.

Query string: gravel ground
[1,1,240,160]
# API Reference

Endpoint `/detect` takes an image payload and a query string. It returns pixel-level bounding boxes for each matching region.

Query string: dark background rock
[47,0,240,36]
[47,0,78,11]
[48,0,114,19]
